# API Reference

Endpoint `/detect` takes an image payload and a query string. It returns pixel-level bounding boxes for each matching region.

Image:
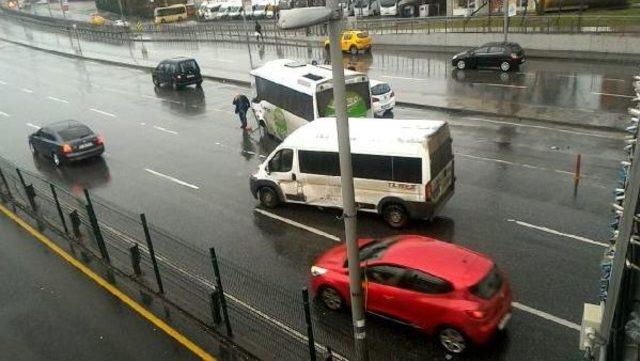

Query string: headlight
[311,266,328,277]
[452,54,458,59]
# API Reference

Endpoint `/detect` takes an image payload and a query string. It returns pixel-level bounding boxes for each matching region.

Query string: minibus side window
[268,149,293,173]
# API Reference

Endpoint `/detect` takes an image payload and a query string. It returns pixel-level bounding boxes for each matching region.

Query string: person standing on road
[233,94,251,130]
[254,21,264,42]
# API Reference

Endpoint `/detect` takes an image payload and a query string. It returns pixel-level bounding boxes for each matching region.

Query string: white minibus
[379,0,397,15]
[249,117,455,228]
[250,59,372,141]
[154,4,188,23]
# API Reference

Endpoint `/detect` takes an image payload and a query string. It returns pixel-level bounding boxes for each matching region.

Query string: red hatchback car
[310,235,512,354]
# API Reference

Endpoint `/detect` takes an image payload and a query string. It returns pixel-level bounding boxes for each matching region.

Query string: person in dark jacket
[233,94,251,130]
[254,21,264,41]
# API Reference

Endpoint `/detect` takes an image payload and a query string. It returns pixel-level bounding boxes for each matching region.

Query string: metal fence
[0,155,434,361]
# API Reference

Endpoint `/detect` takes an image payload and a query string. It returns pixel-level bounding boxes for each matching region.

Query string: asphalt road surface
[0,42,627,360]
[0,209,200,361]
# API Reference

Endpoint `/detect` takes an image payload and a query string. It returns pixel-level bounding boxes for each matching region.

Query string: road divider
[144,168,200,190]
[507,219,607,248]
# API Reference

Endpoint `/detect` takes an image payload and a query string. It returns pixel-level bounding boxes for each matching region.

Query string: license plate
[78,143,92,150]
[187,74,195,78]
[382,103,392,110]
[498,313,511,330]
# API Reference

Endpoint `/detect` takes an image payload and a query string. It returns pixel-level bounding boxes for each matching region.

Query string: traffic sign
[136,20,143,32]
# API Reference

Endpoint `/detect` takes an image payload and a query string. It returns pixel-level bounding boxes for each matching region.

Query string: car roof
[481,42,521,48]
[164,57,197,63]
[377,235,494,286]
[46,120,87,132]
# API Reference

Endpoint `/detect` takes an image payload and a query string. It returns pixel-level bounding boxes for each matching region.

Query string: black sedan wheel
[456,60,466,70]
[500,61,511,72]
[29,142,38,156]
[320,287,344,311]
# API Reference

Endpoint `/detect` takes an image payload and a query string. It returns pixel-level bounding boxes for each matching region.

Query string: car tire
[52,153,62,167]
[153,77,159,87]
[259,187,280,208]
[196,81,203,87]
[456,59,466,70]
[319,286,344,311]
[382,203,408,228]
[500,61,511,72]
[349,45,358,55]
[438,327,469,354]
[29,142,38,156]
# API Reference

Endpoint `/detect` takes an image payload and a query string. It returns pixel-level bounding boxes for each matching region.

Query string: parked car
[451,42,525,72]
[113,19,129,27]
[370,79,395,116]
[311,235,512,353]
[28,120,105,167]
[152,57,203,90]
[324,30,372,55]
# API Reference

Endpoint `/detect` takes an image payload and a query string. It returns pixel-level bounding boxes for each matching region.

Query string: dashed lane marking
[47,96,69,103]
[254,208,341,243]
[0,111,9,117]
[153,126,178,135]
[507,219,608,248]
[512,302,581,331]
[21,88,33,93]
[0,203,216,361]
[26,123,40,129]
[144,168,199,190]
[89,108,116,117]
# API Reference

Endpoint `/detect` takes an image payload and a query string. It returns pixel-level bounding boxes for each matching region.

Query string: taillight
[372,96,380,102]
[95,135,104,145]
[510,53,518,59]
[61,144,72,154]
[465,310,487,320]
[425,181,432,202]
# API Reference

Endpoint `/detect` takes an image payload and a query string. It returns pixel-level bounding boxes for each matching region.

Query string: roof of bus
[281,117,446,157]
[250,59,368,96]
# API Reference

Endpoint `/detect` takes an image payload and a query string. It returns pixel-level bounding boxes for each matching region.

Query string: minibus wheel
[259,187,279,208]
[382,204,408,228]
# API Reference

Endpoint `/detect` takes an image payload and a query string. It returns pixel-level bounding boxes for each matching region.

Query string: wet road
[0,210,199,361]
[1,15,638,129]
[0,42,626,360]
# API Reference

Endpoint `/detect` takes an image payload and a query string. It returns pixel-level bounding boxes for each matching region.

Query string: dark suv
[152,57,203,90]
[451,42,525,72]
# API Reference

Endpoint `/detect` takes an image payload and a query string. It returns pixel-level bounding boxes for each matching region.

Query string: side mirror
[265,165,271,174]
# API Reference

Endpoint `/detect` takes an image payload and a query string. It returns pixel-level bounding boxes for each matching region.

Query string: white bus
[249,117,455,228]
[154,4,188,24]
[250,59,372,141]
[379,0,397,15]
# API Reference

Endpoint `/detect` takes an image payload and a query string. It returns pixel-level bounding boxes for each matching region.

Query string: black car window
[179,60,199,73]
[343,34,352,40]
[488,46,504,54]
[399,269,453,294]
[365,265,406,287]
[40,129,55,141]
[58,125,93,141]
[268,149,293,173]
[371,83,391,96]
[474,47,488,54]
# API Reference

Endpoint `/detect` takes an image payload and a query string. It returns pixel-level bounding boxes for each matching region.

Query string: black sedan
[451,42,525,72]
[28,120,105,167]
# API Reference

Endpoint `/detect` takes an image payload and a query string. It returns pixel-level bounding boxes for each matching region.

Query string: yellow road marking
[0,203,216,361]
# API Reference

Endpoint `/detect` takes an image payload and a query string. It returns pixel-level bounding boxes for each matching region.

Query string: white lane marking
[507,219,607,248]
[153,126,178,135]
[0,80,6,85]
[477,83,528,89]
[0,111,9,117]
[512,302,581,331]
[257,209,580,331]
[47,96,69,103]
[144,168,199,190]
[140,122,147,125]
[381,75,428,81]
[460,117,620,140]
[142,94,157,100]
[457,153,574,176]
[21,88,34,93]
[26,123,41,129]
[604,78,626,83]
[592,92,634,99]
[253,208,341,242]
[89,108,116,117]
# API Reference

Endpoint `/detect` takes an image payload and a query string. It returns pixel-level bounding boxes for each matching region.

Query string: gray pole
[242,11,255,70]
[503,0,508,42]
[599,109,640,359]
[326,0,368,360]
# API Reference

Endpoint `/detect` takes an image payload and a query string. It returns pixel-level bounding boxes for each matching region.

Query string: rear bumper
[63,145,104,162]
[464,290,512,345]
[405,181,455,220]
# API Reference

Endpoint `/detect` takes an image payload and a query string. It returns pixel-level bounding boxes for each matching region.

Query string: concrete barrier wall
[373,32,640,62]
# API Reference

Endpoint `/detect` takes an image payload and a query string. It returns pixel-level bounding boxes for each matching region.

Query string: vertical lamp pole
[503,0,508,42]
[326,1,368,360]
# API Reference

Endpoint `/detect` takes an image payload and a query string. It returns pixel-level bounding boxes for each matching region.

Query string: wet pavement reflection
[32,154,111,193]
[153,85,206,115]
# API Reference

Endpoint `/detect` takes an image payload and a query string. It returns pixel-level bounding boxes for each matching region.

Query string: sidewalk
[0,210,200,361]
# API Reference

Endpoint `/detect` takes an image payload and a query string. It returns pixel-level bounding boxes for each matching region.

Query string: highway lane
[0,43,626,360]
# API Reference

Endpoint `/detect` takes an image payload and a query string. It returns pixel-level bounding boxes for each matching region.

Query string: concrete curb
[0,36,625,133]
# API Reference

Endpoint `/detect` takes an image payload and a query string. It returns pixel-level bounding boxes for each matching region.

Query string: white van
[249,117,455,228]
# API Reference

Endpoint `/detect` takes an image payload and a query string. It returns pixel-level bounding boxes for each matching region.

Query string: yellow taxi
[89,13,105,26]
[324,30,372,55]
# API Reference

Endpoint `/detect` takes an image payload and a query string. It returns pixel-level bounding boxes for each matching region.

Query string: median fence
[0,155,431,361]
